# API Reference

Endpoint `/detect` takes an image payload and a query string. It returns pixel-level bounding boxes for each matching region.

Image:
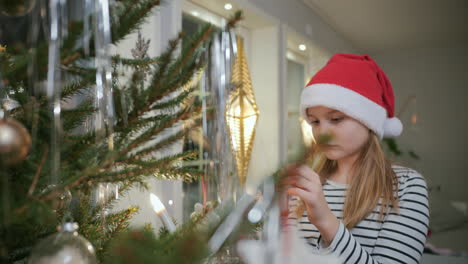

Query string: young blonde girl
[283,54,429,264]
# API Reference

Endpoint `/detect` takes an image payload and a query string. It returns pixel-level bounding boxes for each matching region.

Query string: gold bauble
[0,118,31,166]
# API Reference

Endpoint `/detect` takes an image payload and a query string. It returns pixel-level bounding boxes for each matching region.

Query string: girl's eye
[331,117,344,122]
[310,120,319,124]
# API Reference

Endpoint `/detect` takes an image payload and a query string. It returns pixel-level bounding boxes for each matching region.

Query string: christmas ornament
[0,118,31,166]
[28,222,97,264]
[190,201,220,234]
[46,0,64,184]
[190,201,217,219]
[90,182,120,207]
[92,0,115,145]
[40,184,72,211]
[226,37,259,187]
[190,202,205,219]
[0,0,36,16]
[206,28,238,203]
[1,96,20,112]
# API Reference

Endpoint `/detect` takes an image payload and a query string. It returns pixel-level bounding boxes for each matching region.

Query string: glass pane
[286,59,306,161]
[181,13,205,221]
[181,13,225,221]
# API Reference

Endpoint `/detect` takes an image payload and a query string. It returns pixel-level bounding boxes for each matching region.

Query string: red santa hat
[300,53,402,139]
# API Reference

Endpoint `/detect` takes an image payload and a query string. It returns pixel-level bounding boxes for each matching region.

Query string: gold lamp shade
[226,38,259,186]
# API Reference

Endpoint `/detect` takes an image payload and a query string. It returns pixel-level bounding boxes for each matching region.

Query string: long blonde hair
[315,133,399,229]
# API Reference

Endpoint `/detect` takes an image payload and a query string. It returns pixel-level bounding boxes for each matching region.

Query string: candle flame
[150,193,166,213]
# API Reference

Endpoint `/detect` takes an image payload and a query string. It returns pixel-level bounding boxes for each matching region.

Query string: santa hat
[300,53,402,139]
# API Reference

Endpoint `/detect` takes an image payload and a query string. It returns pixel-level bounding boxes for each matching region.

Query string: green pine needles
[0,0,243,262]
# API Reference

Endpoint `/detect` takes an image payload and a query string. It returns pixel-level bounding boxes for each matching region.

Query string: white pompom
[383,117,403,138]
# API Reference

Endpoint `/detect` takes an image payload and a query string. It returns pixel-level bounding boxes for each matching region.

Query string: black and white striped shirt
[288,165,429,264]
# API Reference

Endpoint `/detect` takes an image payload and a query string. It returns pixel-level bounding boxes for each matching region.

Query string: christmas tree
[0,0,242,263]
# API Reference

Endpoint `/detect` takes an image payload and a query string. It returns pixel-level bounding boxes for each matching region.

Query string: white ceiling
[302,0,468,54]
[189,0,273,29]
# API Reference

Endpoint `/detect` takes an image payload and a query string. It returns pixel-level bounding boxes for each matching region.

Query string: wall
[245,26,284,189]
[373,47,468,200]
[244,0,358,54]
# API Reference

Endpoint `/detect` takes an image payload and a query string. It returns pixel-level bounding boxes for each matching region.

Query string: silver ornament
[40,184,72,212]
[0,118,31,166]
[28,222,97,264]
[1,96,20,112]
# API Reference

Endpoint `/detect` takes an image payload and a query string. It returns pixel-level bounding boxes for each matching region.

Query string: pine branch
[150,87,195,110]
[102,219,210,264]
[150,28,211,101]
[121,104,202,154]
[105,206,138,237]
[114,114,169,139]
[226,10,244,31]
[112,55,158,67]
[125,35,182,125]
[128,150,198,167]
[125,25,210,126]
[111,0,161,45]
[61,133,98,167]
[86,154,191,183]
[3,5,246,263]
[161,167,204,183]
[61,72,95,101]
[128,69,146,115]
[165,24,212,82]
[61,98,96,131]
[62,21,84,53]
[27,146,48,197]
[123,126,198,163]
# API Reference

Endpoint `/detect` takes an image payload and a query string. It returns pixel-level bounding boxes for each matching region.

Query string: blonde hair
[315,133,399,229]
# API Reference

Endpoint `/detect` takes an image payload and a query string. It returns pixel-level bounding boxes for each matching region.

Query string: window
[180,4,250,220]
[286,50,308,161]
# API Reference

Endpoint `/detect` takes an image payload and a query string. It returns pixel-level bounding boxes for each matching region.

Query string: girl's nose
[313,123,336,143]
[313,122,330,135]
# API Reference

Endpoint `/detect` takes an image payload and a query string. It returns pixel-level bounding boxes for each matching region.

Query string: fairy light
[149,193,176,232]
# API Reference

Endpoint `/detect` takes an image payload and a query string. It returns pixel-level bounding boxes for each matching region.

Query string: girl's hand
[282,164,339,244]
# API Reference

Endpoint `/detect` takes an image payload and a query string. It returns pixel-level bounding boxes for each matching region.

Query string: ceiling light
[298,44,307,51]
[192,11,199,17]
[224,3,233,10]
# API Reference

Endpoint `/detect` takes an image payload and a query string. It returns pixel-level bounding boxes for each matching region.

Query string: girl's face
[306,106,370,161]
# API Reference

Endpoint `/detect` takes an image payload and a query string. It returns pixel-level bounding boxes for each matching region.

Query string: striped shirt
[287,165,429,264]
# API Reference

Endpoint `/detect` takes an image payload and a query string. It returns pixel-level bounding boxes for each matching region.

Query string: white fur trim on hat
[300,83,392,139]
[383,117,403,137]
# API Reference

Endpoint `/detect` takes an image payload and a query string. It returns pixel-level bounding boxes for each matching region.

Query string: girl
[283,54,429,264]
